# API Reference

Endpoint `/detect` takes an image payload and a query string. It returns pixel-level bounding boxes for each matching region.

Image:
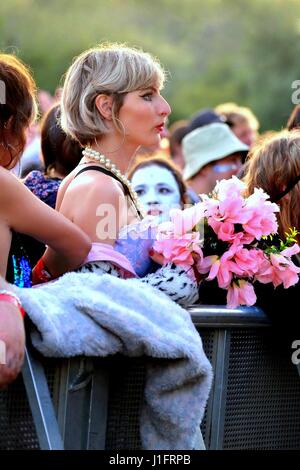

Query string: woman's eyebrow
[140,85,158,93]
[156,183,172,187]
[133,183,147,189]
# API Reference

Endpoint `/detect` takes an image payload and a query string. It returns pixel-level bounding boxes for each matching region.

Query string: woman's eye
[141,93,153,101]
[159,188,171,194]
[135,189,145,196]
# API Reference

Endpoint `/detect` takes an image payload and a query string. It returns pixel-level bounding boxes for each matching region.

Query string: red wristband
[32,257,53,285]
[0,292,25,318]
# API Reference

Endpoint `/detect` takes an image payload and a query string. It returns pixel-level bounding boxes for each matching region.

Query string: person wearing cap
[186,108,225,134]
[182,122,249,202]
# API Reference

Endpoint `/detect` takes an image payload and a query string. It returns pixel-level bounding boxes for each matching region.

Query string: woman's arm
[0,300,25,387]
[0,276,25,388]
[0,277,25,387]
[0,168,91,277]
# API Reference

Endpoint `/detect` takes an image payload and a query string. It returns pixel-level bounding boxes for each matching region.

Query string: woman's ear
[95,94,113,120]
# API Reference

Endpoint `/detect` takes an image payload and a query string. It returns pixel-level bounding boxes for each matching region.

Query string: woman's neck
[90,135,138,174]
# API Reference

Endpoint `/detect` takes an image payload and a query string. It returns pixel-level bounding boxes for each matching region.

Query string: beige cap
[182,122,249,180]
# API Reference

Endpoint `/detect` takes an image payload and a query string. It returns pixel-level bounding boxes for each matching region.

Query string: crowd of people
[0,44,299,448]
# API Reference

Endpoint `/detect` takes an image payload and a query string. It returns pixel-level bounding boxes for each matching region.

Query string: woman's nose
[147,200,160,206]
[159,96,171,117]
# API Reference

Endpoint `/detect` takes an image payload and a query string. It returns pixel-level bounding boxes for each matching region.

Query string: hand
[149,248,165,266]
[32,257,53,285]
[0,301,25,387]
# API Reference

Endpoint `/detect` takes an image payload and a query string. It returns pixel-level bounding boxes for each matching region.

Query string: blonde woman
[52,43,198,304]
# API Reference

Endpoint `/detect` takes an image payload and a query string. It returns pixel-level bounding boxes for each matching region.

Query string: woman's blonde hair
[243,130,300,238]
[61,43,166,145]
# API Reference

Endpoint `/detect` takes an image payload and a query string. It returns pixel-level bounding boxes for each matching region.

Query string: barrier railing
[0,305,299,450]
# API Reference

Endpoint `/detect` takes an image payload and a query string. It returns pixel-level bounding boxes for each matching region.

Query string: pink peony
[217,196,250,225]
[196,255,219,274]
[154,176,299,308]
[208,219,236,242]
[269,253,300,288]
[201,243,245,289]
[242,188,279,239]
[227,280,257,308]
[214,176,246,201]
[255,248,300,288]
[169,203,205,237]
[280,243,300,257]
[153,231,203,270]
[232,247,267,277]
[203,180,279,244]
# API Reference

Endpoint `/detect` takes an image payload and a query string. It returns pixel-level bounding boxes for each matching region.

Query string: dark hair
[287,104,300,131]
[168,120,189,157]
[187,108,223,134]
[128,154,188,206]
[0,53,37,168]
[41,104,82,177]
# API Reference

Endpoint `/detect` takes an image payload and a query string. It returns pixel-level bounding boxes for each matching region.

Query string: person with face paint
[128,155,187,223]
[113,155,189,278]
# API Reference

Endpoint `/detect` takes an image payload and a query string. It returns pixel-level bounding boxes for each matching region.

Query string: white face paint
[131,164,182,222]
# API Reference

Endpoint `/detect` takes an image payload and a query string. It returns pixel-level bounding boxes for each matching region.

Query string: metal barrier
[0,305,299,450]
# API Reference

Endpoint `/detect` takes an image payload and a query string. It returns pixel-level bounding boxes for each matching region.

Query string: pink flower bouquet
[153,176,300,308]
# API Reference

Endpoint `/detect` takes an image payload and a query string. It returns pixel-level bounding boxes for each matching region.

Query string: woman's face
[131,164,182,222]
[118,85,171,149]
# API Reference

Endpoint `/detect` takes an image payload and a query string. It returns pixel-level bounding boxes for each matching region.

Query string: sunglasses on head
[272,175,300,202]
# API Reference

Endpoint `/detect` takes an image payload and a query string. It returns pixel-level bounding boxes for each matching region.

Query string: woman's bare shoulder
[0,166,18,185]
[0,168,24,204]
[67,167,125,199]
[58,166,126,222]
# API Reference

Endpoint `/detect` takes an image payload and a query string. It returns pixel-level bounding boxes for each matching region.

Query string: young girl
[128,154,188,221]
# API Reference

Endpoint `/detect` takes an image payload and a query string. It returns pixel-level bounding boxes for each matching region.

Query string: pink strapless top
[83,242,137,278]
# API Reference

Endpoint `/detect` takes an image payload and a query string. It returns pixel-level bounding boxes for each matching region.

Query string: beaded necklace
[82,147,146,219]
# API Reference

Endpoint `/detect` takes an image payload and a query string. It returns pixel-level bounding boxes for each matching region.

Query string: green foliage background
[1,0,300,129]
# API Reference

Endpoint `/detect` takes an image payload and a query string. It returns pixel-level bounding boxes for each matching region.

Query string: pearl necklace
[82,147,145,218]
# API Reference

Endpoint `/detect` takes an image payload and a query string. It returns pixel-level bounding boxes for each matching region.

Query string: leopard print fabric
[77,261,198,308]
[140,262,199,307]
[76,261,122,278]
